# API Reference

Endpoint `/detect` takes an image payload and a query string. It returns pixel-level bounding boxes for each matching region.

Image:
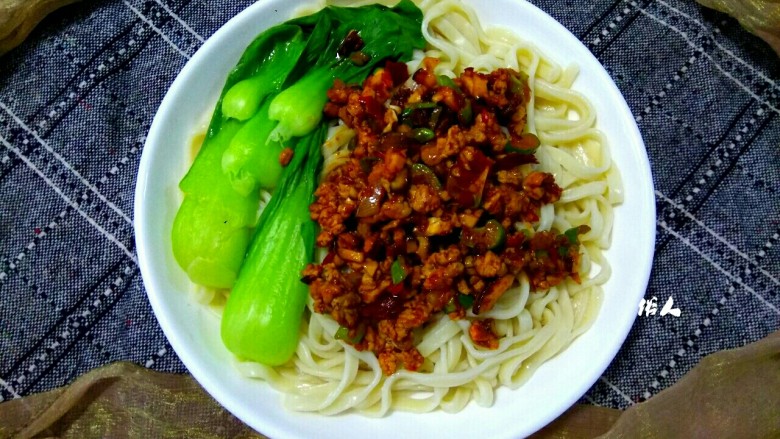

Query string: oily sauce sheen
[302,58,589,375]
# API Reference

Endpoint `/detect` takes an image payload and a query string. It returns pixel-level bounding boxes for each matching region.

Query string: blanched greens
[172,25,305,289]
[171,1,424,364]
[221,126,325,365]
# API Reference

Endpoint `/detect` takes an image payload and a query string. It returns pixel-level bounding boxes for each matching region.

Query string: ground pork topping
[306,58,588,375]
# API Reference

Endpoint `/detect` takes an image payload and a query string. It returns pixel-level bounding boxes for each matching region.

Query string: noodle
[217,0,623,415]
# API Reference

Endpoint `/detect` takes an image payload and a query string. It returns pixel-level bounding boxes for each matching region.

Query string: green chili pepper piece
[359,156,380,173]
[391,257,407,284]
[564,227,581,245]
[401,101,438,118]
[505,133,540,155]
[411,163,442,190]
[412,127,435,143]
[459,100,473,125]
[458,293,475,309]
[334,325,365,343]
[504,144,538,155]
[509,75,525,95]
[461,219,506,249]
[351,325,366,343]
[429,106,443,128]
[334,326,349,340]
[444,298,457,313]
[437,74,461,91]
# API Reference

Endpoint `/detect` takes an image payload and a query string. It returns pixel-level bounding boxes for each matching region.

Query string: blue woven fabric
[0,0,778,415]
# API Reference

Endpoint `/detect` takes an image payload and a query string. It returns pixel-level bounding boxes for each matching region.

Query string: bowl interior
[134,1,655,438]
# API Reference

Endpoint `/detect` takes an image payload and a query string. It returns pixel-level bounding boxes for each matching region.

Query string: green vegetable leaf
[176,0,425,365]
[268,0,425,141]
[221,99,285,194]
[221,126,327,365]
[221,25,306,121]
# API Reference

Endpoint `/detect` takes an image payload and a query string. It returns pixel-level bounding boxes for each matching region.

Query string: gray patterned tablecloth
[1,0,778,422]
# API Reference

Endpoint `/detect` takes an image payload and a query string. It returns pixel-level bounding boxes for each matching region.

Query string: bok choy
[171,0,424,364]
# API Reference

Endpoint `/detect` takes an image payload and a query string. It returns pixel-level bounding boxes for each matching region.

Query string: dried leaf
[533,330,780,438]
[0,0,82,56]
[696,0,780,57]
[1,332,778,438]
[0,362,266,439]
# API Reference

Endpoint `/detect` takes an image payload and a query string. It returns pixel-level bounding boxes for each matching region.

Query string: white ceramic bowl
[135,1,655,437]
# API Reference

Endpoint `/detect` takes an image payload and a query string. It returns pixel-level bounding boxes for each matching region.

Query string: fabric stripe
[0,102,133,226]
[576,0,626,39]
[599,376,634,405]
[123,0,192,59]
[591,0,650,55]
[153,0,205,42]
[655,0,779,92]
[0,134,137,262]
[655,190,780,287]
[636,6,780,114]
[658,221,780,315]
[4,264,137,395]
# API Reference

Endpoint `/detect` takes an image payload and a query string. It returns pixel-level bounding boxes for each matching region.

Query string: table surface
[0,0,778,413]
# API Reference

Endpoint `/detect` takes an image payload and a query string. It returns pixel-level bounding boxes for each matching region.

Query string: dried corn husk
[0,0,82,56]
[696,0,780,57]
[0,331,777,438]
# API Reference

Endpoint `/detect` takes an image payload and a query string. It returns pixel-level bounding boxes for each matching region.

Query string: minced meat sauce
[302,57,588,375]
